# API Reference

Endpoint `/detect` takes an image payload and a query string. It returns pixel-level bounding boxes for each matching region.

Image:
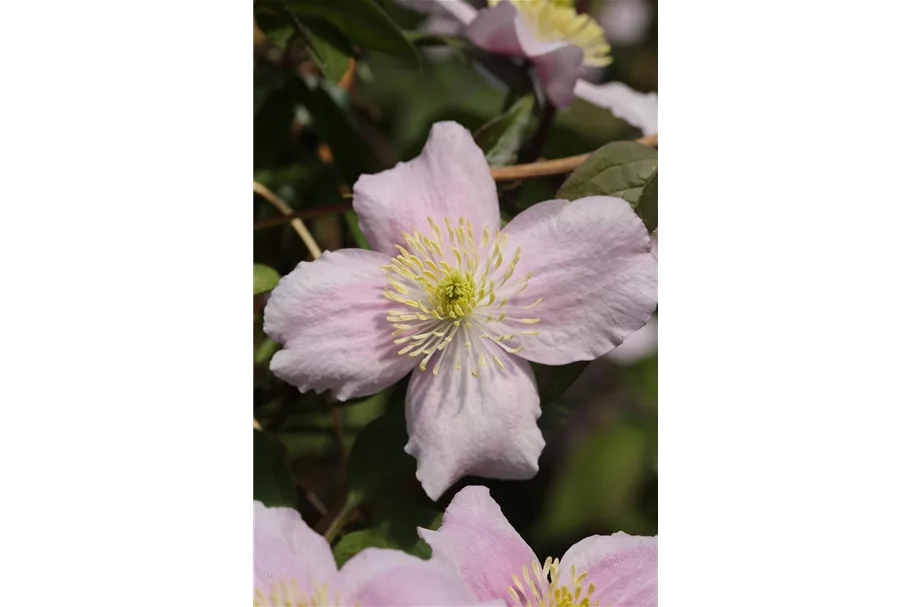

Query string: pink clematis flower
[264,121,657,500]
[420,486,657,607]
[397,0,658,133]
[254,500,490,606]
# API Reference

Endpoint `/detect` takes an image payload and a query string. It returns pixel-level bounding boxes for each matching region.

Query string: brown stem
[253,181,322,259]
[253,134,658,229]
[491,133,657,181]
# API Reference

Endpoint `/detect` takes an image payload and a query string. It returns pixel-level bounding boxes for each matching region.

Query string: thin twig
[491,133,658,181]
[253,181,322,259]
[253,134,658,229]
[253,203,354,230]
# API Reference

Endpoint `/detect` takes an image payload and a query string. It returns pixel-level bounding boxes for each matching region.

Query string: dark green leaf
[556,141,658,208]
[254,429,297,507]
[303,20,354,84]
[332,501,441,567]
[255,9,294,48]
[254,263,281,295]
[284,0,419,64]
[346,402,413,508]
[253,82,297,168]
[474,94,537,167]
[533,361,589,405]
[290,77,377,187]
[638,171,658,232]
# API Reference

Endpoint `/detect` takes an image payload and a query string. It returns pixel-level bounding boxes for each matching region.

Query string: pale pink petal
[253,501,339,603]
[501,196,657,365]
[353,122,501,256]
[340,547,496,606]
[574,80,658,135]
[560,533,658,607]
[465,1,524,55]
[606,316,658,364]
[514,26,585,108]
[530,43,586,108]
[395,0,478,26]
[264,249,416,400]
[404,336,544,501]
[419,486,537,602]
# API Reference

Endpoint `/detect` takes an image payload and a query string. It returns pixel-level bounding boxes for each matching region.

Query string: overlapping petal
[465,1,525,56]
[340,548,495,606]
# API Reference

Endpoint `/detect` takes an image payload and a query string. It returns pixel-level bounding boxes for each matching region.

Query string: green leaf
[344,211,370,249]
[254,263,281,295]
[556,141,658,215]
[284,0,419,64]
[533,361,589,405]
[255,9,294,48]
[332,501,441,567]
[303,20,354,84]
[253,82,297,168]
[346,401,413,508]
[254,338,280,365]
[638,171,658,232]
[290,77,377,187]
[474,95,537,167]
[254,429,297,507]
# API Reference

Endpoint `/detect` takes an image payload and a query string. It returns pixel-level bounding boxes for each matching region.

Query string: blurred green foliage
[254,0,658,561]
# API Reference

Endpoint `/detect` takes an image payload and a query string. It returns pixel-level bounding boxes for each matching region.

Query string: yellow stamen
[503,557,598,607]
[491,0,612,68]
[382,216,542,375]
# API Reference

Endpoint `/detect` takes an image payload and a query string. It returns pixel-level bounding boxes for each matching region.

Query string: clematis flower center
[491,0,613,68]
[255,578,349,607]
[506,557,598,607]
[383,216,541,377]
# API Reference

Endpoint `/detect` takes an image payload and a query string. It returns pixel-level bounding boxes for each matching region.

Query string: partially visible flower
[254,501,488,606]
[397,0,658,128]
[420,486,658,607]
[606,315,657,364]
[596,0,652,47]
[264,122,657,500]
[608,232,658,364]
[573,80,658,136]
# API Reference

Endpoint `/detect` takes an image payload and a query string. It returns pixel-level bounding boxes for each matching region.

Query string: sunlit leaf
[302,20,354,84]
[556,142,658,220]
[254,263,281,295]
